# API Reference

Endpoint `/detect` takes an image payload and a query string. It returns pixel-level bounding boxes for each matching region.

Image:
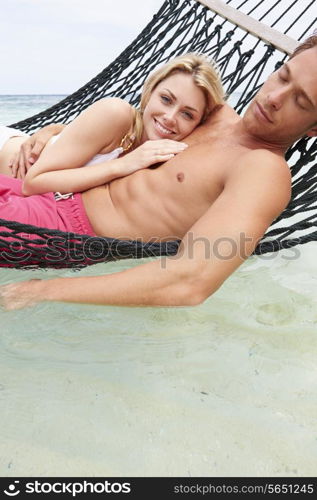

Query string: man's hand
[0,279,43,310]
[9,123,65,179]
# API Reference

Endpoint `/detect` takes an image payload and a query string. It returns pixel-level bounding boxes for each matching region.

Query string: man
[1,35,317,310]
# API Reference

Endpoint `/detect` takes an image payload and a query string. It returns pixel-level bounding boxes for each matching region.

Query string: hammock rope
[0,0,316,269]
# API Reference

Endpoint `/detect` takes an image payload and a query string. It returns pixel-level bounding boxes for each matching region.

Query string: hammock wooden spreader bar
[197,0,299,53]
[0,0,315,269]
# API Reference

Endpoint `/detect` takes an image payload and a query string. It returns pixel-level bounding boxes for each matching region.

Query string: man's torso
[84,105,281,240]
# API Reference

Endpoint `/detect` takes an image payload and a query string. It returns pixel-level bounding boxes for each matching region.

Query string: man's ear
[307,126,317,137]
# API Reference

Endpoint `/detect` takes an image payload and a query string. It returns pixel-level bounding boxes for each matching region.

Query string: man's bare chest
[150,141,239,201]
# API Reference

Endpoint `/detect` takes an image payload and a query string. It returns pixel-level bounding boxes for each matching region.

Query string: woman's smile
[153,118,176,136]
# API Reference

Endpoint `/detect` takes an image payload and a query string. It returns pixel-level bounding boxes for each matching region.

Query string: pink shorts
[0,174,96,237]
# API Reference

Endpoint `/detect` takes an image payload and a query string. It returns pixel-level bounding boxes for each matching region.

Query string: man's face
[243,46,317,146]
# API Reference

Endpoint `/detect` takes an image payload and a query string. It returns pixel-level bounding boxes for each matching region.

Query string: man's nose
[267,86,289,111]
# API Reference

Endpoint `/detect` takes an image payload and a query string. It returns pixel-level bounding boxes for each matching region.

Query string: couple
[1,36,317,310]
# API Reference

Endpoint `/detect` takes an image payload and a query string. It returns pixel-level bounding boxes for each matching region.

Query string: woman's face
[141,72,206,142]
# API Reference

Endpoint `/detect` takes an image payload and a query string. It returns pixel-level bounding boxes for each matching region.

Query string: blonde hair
[121,53,225,150]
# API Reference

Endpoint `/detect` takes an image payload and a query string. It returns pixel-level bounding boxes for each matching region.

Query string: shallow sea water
[0,97,316,477]
[1,245,316,477]
[0,95,67,126]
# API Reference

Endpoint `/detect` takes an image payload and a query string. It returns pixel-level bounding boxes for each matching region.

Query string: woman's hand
[121,139,188,175]
[10,123,65,179]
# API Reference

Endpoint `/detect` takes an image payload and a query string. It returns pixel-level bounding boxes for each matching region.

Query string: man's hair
[290,30,317,59]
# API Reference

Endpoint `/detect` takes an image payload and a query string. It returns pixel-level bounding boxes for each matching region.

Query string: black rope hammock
[1,0,316,269]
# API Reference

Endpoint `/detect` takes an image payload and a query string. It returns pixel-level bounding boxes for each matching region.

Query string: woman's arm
[22,139,188,195]
[22,97,134,195]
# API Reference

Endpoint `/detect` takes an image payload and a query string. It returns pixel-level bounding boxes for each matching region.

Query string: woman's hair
[121,53,225,150]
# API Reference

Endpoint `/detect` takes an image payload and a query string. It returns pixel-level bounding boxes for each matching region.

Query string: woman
[0,53,225,238]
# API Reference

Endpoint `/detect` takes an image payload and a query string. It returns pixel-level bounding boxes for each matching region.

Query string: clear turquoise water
[0,96,316,477]
[0,95,67,125]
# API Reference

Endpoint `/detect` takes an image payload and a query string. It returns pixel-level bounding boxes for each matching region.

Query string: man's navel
[176,172,185,182]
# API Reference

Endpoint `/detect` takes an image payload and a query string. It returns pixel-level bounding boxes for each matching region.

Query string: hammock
[1,0,316,269]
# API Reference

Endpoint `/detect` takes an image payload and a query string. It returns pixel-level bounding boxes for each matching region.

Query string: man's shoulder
[240,147,288,166]
[226,148,292,217]
[235,148,291,184]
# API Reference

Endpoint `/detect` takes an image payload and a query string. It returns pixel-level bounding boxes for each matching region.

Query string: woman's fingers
[9,153,18,177]
[21,141,32,169]
[146,139,188,150]
[142,140,188,157]
[28,138,46,164]
[10,139,34,178]
[11,135,49,179]
[148,139,187,146]
[123,139,188,174]
[153,153,175,161]
[12,153,26,179]
[17,154,28,179]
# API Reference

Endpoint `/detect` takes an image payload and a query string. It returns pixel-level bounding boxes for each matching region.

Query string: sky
[0,0,314,95]
[0,0,163,94]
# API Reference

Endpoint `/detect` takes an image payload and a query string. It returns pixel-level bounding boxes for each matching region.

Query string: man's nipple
[176,172,185,182]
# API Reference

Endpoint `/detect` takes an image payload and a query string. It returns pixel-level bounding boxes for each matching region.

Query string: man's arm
[0,151,291,310]
[174,150,292,302]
